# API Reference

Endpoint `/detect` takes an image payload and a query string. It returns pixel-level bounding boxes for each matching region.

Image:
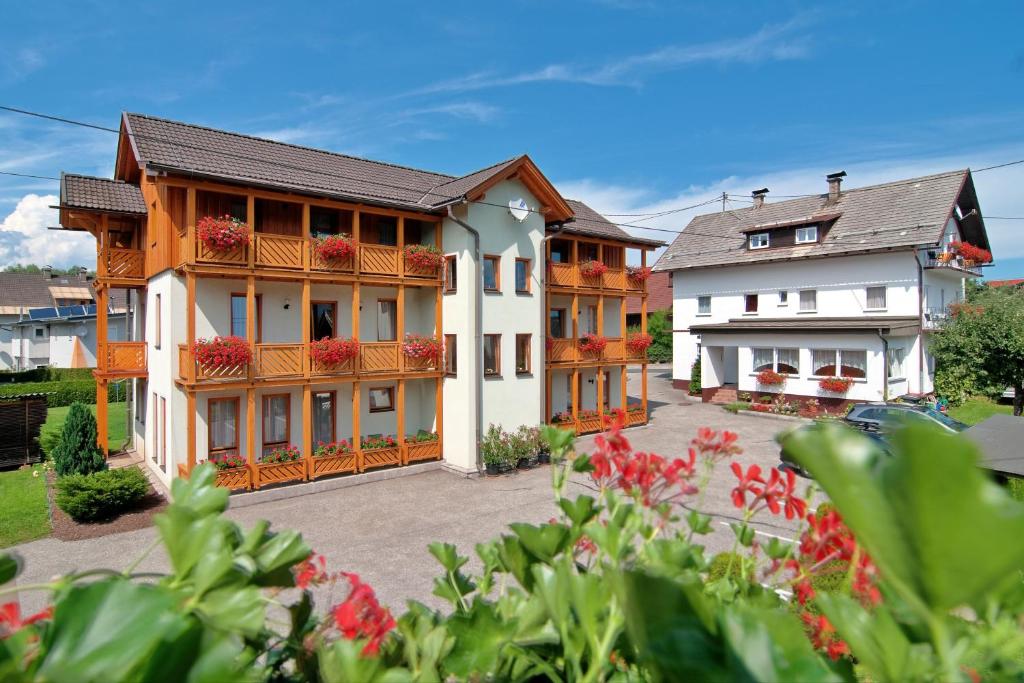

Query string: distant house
[656,169,992,405]
[626,271,672,327]
[0,271,127,371]
[987,279,1024,289]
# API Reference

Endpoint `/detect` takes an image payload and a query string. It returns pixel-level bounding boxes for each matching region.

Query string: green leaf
[719,605,843,682]
[785,423,1024,612]
[559,495,600,527]
[443,599,511,678]
[251,530,310,587]
[0,552,21,585]
[195,585,265,638]
[572,453,594,473]
[496,536,535,591]
[730,522,755,547]
[509,522,572,562]
[428,542,466,573]
[687,509,713,535]
[763,537,792,560]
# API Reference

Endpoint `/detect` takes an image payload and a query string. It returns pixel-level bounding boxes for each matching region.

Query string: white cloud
[557,147,1024,264]
[0,194,96,269]
[2,47,44,83]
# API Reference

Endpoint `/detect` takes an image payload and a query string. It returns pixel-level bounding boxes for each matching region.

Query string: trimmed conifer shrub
[51,402,106,476]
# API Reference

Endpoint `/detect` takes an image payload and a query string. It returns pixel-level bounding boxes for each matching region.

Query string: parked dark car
[844,402,968,434]
[779,422,891,478]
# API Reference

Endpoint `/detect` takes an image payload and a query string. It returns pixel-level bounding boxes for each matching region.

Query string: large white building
[656,170,991,407]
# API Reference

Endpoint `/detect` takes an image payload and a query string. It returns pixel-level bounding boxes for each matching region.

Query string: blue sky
[1,1,1023,276]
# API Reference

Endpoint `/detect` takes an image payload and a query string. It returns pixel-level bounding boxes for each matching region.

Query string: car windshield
[917,407,968,431]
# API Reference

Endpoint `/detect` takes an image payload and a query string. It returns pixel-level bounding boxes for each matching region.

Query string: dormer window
[749,233,769,250]
[795,225,818,244]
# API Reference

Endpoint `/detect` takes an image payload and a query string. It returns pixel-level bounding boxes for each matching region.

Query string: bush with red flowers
[818,376,853,393]
[404,243,444,270]
[361,434,397,450]
[579,259,608,277]
[626,265,652,281]
[193,335,252,370]
[211,454,246,470]
[314,440,352,457]
[626,332,653,353]
[261,445,301,464]
[756,368,785,386]
[310,336,360,365]
[314,234,355,261]
[579,333,608,354]
[402,334,443,362]
[551,411,573,424]
[950,240,992,264]
[196,215,250,252]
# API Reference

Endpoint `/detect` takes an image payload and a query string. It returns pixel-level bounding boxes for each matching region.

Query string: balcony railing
[923,254,983,276]
[102,248,145,280]
[102,341,147,375]
[546,263,645,293]
[360,342,400,373]
[255,343,304,378]
[255,234,304,270]
[360,245,400,276]
[923,307,950,330]
[546,337,643,364]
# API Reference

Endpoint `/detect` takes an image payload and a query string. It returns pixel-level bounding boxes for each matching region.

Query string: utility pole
[721,192,727,212]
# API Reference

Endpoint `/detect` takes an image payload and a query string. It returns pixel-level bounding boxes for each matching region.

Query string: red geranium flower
[331,573,395,656]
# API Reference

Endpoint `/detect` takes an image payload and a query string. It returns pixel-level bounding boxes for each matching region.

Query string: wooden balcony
[546,337,646,365]
[404,254,442,280]
[548,262,576,288]
[360,245,399,277]
[255,234,304,270]
[548,338,575,363]
[100,341,147,377]
[101,248,145,282]
[311,249,355,273]
[360,342,400,373]
[604,338,624,361]
[255,343,303,379]
[546,263,644,294]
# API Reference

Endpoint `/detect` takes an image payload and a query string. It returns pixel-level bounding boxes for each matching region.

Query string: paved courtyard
[8,365,818,613]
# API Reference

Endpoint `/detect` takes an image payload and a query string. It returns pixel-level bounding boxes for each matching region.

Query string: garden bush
[689,358,701,395]
[706,552,747,581]
[50,402,106,476]
[0,367,94,384]
[55,467,149,522]
[0,379,119,407]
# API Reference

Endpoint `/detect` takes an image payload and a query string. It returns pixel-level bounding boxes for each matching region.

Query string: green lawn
[948,397,1013,426]
[0,465,51,547]
[41,401,129,456]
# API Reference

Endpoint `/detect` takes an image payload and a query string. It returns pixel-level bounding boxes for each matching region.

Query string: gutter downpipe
[876,328,890,401]
[917,249,926,393]
[447,204,484,473]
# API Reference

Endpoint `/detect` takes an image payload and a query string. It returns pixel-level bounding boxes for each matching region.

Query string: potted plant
[514,426,539,469]
[406,430,441,461]
[755,369,785,387]
[533,426,551,464]
[210,453,250,490]
[193,336,252,376]
[257,445,305,486]
[313,234,356,265]
[310,439,356,479]
[360,434,401,469]
[626,402,646,425]
[818,376,854,394]
[197,215,250,252]
[579,260,608,277]
[310,337,359,372]
[579,334,608,358]
[480,424,507,475]
[626,333,653,356]
[950,241,992,266]
[402,334,444,370]
[626,265,652,281]
[550,411,575,431]
[577,409,602,434]
[404,244,445,273]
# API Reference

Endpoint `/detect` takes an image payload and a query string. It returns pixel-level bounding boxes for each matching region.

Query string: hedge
[55,467,149,522]
[0,379,121,407]
[0,367,94,384]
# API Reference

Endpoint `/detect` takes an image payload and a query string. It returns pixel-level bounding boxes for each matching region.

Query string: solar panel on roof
[28,307,57,320]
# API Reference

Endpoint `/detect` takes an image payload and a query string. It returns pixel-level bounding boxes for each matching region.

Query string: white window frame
[799,289,817,313]
[795,225,818,244]
[810,348,868,379]
[866,286,887,311]
[751,347,800,376]
[887,347,906,381]
[778,290,788,306]
[748,232,770,250]
[696,295,711,315]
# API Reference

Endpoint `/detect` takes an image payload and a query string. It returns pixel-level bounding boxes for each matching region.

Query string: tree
[50,402,107,476]
[2,264,92,276]
[630,309,672,363]
[931,285,1024,414]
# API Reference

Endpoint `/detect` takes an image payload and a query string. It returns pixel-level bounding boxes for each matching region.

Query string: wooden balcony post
[545,369,552,422]
[620,295,627,339]
[96,284,108,374]
[186,272,196,383]
[353,382,362,471]
[96,378,109,457]
[247,276,255,382]
[597,366,604,427]
[397,216,405,278]
[352,282,360,346]
[302,203,311,273]
[641,249,648,294]
[571,239,578,287]
[397,379,406,463]
[352,210,361,276]
[302,384,312,476]
[301,279,310,379]
[397,284,405,370]
[571,293,579,362]
[597,294,604,342]
[246,194,255,269]
[186,390,196,473]
[246,388,256,470]
[571,368,580,424]
[186,187,196,264]
[98,213,109,278]
[620,363,628,412]
[435,376,443,451]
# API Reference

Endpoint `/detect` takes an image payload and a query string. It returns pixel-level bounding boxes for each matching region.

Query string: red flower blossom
[578,334,608,354]
[310,337,360,365]
[331,573,395,656]
[193,336,252,370]
[402,334,444,362]
[315,234,356,261]
[625,333,653,354]
[197,215,250,251]
[730,463,765,508]
[579,260,609,277]
[800,612,849,660]
[404,244,445,270]
[0,602,53,637]
[295,553,330,590]
[626,265,652,281]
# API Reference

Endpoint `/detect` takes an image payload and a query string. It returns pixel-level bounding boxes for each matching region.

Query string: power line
[0,170,60,181]
[986,216,1024,220]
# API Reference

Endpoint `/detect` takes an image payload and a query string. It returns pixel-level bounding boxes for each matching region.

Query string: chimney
[827,171,846,201]
[751,188,769,209]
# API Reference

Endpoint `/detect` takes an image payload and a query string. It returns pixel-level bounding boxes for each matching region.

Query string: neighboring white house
[655,170,991,406]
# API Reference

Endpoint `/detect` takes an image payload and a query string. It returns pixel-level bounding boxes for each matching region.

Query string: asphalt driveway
[7,365,817,613]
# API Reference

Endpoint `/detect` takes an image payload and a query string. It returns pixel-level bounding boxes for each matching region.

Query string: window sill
[887,377,906,383]
[695,313,712,318]
[445,372,457,378]
[483,289,501,294]
[864,308,887,313]
[516,371,533,377]
[515,290,533,296]
[484,373,502,379]
[741,312,759,316]
[443,289,457,296]
[797,310,817,314]
[810,375,868,384]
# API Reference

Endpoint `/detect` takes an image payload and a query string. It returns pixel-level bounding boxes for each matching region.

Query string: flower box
[311,440,357,479]
[310,337,359,372]
[314,234,356,261]
[360,435,401,470]
[756,369,785,386]
[402,335,443,370]
[818,376,853,393]
[256,460,306,486]
[626,265,652,282]
[197,215,250,252]
[950,241,992,264]
[579,260,608,277]
[627,410,646,426]
[194,336,252,377]
[213,465,251,490]
[579,334,607,360]
[577,410,602,434]
[404,244,444,277]
[626,333,653,356]
[406,439,441,462]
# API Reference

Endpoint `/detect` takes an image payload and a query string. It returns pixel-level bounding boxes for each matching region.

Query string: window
[602,371,612,410]
[230,294,263,341]
[745,294,758,313]
[549,309,566,338]
[484,334,500,376]
[515,334,531,374]
[137,380,147,424]
[749,232,769,249]
[887,347,906,380]
[311,301,337,340]
[778,291,788,306]
[444,255,457,293]
[262,394,290,456]
[159,396,167,471]
[866,286,887,310]
[208,397,239,458]
[578,243,599,262]
[368,386,394,413]
[585,305,598,334]
[799,290,817,312]
[33,327,45,339]
[515,258,531,293]
[150,391,157,462]
[752,348,774,372]
[483,255,500,291]
[697,296,711,315]
[312,391,335,445]
[154,294,161,349]
[444,334,457,375]
[795,225,818,244]
[811,349,867,379]
[376,300,397,341]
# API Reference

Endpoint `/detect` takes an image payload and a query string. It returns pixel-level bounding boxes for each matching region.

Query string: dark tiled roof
[426,157,521,202]
[0,272,126,312]
[987,278,1024,288]
[561,199,664,247]
[689,316,920,334]
[656,170,981,271]
[626,271,672,314]
[60,174,147,214]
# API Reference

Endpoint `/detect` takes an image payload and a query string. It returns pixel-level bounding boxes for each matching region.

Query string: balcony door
[230,294,262,342]
[377,300,397,341]
[311,301,337,341]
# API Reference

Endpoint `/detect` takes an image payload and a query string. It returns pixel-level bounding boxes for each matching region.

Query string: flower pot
[537,451,551,465]
[256,460,306,487]
[361,446,401,471]
[214,466,251,491]
[517,457,532,470]
[310,453,357,479]
[498,461,514,474]
[407,440,441,462]
[485,462,501,476]
[578,417,602,434]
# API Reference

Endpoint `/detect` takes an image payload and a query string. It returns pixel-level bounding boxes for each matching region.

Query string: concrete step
[708,388,738,404]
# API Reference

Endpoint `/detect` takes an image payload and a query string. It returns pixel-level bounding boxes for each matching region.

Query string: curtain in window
[586,307,598,335]
[312,392,334,445]
[263,396,288,446]
[812,349,837,376]
[209,400,237,452]
[312,303,335,340]
[484,336,499,374]
[698,296,711,314]
[799,290,816,311]
[377,301,396,341]
[867,287,887,309]
[515,261,528,291]
[839,350,868,378]
[752,348,773,372]
[745,294,758,313]
[776,348,799,374]
[483,258,497,289]
[887,348,905,379]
